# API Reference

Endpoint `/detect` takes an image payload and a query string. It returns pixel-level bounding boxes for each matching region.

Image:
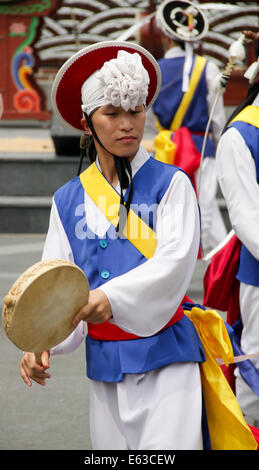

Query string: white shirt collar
[86,146,150,237]
[164,45,185,59]
[96,144,150,192]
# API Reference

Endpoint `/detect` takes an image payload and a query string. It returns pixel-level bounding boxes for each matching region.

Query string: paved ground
[0,233,208,451]
[0,234,91,450]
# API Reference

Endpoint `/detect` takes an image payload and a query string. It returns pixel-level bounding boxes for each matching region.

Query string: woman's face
[83,104,146,160]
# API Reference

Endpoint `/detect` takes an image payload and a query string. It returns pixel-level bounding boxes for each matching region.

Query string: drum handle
[35,352,43,365]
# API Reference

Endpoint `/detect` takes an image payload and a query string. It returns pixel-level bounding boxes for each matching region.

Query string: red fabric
[203,234,242,325]
[221,364,236,394]
[203,234,241,393]
[171,127,201,193]
[88,298,186,341]
[249,426,259,449]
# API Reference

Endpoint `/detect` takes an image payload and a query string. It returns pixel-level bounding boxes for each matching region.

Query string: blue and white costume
[216,94,259,425]
[42,146,206,449]
[146,45,227,253]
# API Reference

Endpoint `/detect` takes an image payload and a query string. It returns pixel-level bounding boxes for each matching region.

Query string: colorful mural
[0,0,59,120]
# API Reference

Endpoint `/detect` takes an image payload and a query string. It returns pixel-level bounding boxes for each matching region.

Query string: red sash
[203,233,241,325]
[87,297,187,341]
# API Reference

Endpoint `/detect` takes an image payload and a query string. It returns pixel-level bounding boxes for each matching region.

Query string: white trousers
[89,362,203,450]
[235,282,259,422]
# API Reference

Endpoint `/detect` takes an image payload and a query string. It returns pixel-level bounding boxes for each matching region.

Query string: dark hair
[223,37,259,130]
[86,136,97,163]
[77,111,133,234]
[223,82,259,130]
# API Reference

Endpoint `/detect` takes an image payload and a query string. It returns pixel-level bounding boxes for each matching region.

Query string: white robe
[216,95,259,423]
[42,147,203,449]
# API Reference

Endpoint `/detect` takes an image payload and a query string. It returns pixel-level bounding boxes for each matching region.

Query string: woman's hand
[20,351,51,387]
[73,289,112,327]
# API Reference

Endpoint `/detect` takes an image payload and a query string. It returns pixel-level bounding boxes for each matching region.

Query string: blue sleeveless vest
[153,55,215,157]
[228,120,259,286]
[54,157,204,382]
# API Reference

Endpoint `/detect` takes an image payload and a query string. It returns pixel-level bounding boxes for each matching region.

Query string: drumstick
[2,259,89,368]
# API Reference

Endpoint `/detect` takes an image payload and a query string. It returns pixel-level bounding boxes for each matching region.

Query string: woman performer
[215,32,259,428]
[19,41,256,451]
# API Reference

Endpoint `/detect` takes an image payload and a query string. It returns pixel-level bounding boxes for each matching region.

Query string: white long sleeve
[42,200,85,356]
[216,126,259,261]
[205,60,226,147]
[99,170,200,337]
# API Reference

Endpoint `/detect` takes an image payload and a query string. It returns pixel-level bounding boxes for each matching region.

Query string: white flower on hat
[81,50,150,115]
[96,50,150,111]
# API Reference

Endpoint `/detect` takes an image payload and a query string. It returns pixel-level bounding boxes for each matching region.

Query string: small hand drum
[2,259,89,362]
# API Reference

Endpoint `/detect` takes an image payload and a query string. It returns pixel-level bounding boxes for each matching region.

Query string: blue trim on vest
[228,121,259,286]
[85,314,205,382]
[202,394,212,450]
[231,318,259,397]
[54,157,204,385]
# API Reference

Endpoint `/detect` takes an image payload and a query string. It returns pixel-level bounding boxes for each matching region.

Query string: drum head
[2,260,89,353]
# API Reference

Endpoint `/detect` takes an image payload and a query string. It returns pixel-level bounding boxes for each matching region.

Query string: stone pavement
[0,234,91,450]
[0,233,208,450]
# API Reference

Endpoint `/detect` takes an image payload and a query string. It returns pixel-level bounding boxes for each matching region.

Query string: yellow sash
[154,55,207,164]
[230,105,259,128]
[186,307,257,450]
[170,55,207,131]
[80,162,156,260]
[80,161,257,450]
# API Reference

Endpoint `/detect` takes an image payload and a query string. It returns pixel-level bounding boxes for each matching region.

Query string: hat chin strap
[79,112,133,234]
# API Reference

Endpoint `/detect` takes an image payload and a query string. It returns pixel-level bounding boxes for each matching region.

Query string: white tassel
[212,33,247,93]
[244,58,259,84]
[228,33,246,61]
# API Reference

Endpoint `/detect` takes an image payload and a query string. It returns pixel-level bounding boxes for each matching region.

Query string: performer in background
[148,0,227,255]
[215,31,259,428]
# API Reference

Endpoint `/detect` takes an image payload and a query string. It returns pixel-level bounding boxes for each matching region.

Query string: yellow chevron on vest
[230,105,259,128]
[154,55,206,164]
[185,306,257,450]
[171,55,207,131]
[80,162,157,260]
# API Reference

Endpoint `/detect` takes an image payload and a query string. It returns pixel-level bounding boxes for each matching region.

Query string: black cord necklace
[78,112,134,234]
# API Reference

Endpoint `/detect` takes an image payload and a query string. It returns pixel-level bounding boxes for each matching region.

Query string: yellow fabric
[230,105,259,128]
[153,130,177,165]
[80,162,157,260]
[185,307,257,450]
[170,55,207,131]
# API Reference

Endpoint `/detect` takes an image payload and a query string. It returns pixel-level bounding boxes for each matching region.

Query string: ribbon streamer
[217,352,259,366]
